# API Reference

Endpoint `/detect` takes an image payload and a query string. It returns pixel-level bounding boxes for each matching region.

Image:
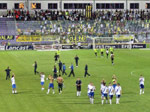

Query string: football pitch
[0,49,150,112]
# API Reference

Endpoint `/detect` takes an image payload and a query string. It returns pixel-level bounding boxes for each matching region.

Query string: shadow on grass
[47,102,100,104]
[17,91,33,94]
[121,100,138,103]
[123,92,137,95]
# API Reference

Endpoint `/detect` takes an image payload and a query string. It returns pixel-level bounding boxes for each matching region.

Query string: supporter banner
[0,35,15,40]
[16,35,41,42]
[5,45,33,50]
[68,35,86,42]
[113,35,134,42]
[42,35,59,41]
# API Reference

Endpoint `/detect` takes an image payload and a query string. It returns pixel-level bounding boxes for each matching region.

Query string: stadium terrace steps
[0,18,16,36]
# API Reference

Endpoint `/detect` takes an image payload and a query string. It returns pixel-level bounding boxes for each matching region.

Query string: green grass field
[0,49,150,112]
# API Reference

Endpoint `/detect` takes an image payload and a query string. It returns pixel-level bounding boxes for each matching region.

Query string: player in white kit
[89,83,96,104]
[139,75,145,95]
[106,49,109,59]
[115,83,122,104]
[101,83,108,105]
[11,73,17,94]
[87,83,91,98]
[108,83,114,104]
[40,72,45,90]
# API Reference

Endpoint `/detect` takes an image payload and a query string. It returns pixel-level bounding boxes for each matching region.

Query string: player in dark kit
[76,78,82,96]
[62,63,67,75]
[110,52,114,65]
[74,55,79,67]
[94,49,98,57]
[84,64,91,77]
[5,67,11,80]
[53,65,57,79]
[100,48,104,57]
[58,60,63,74]
[33,61,39,75]
[68,64,75,77]
[54,53,58,64]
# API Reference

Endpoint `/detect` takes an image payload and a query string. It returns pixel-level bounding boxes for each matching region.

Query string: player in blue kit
[89,83,96,104]
[115,83,122,104]
[139,75,145,95]
[101,83,108,105]
[11,73,17,94]
[40,72,45,91]
[68,64,75,77]
[108,83,114,104]
[62,63,67,75]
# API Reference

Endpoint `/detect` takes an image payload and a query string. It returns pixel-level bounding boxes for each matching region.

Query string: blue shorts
[140,84,144,89]
[12,84,16,89]
[89,92,94,97]
[113,84,117,89]
[49,83,54,89]
[102,93,108,98]
[116,95,121,98]
[109,95,113,99]
[41,82,44,86]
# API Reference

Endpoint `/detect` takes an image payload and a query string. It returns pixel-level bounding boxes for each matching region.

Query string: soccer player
[112,75,117,89]
[89,83,96,104]
[110,47,114,53]
[84,64,90,77]
[101,83,108,105]
[33,61,39,75]
[94,49,98,57]
[74,55,79,67]
[40,72,45,90]
[106,49,109,59]
[53,65,57,79]
[5,66,11,80]
[57,50,60,59]
[101,79,106,90]
[76,78,82,96]
[100,48,104,57]
[87,83,91,98]
[54,53,58,63]
[47,75,55,94]
[68,64,75,77]
[139,75,145,95]
[58,60,63,74]
[11,73,17,94]
[62,63,67,75]
[108,83,114,104]
[57,75,64,94]
[110,52,114,65]
[115,83,122,104]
